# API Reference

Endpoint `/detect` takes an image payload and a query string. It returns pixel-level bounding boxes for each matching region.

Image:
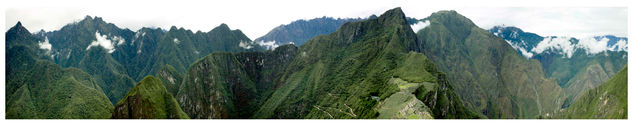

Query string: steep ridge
[78,46,136,105]
[254,16,423,49]
[553,66,627,119]
[249,7,478,119]
[22,16,264,104]
[112,76,189,119]
[157,64,184,95]
[176,53,257,119]
[489,26,627,107]
[174,7,477,119]
[6,23,113,119]
[415,10,565,118]
[175,45,298,119]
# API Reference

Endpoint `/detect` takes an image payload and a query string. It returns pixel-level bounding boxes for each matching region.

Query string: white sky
[2,0,630,39]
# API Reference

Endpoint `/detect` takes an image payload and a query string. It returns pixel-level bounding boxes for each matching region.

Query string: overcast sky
[3,0,629,39]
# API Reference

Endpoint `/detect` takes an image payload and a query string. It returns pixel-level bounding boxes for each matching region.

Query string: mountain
[250,7,478,119]
[176,45,299,119]
[78,46,136,105]
[6,23,113,119]
[553,66,627,119]
[254,16,423,49]
[112,76,189,119]
[489,26,627,59]
[40,16,263,81]
[254,17,363,48]
[156,64,183,95]
[489,26,627,108]
[141,24,263,81]
[415,10,565,118]
[22,16,265,104]
[174,7,479,119]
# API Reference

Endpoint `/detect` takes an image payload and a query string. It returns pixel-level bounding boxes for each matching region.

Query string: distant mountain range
[253,16,423,49]
[5,7,627,119]
[489,26,627,109]
[488,26,627,58]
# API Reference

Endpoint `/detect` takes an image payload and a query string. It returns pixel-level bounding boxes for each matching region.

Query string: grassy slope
[6,46,113,119]
[553,66,627,119]
[112,76,189,119]
[416,10,564,118]
[78,47,136,105]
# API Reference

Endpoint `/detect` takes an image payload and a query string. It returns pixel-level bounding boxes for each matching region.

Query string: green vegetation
[112,76,189,119]
[490,26,627,109]
[176,53,258,118]
[553,66,627,119]
[416,10,565,118]
[78,46,136,105]
[249,7,477,119]
[7,7,624,119]
[6,23,113,119]
[174,7,477,119]
[157,64,183,95]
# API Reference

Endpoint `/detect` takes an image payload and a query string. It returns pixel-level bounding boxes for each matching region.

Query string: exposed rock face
[112,76,189,119]
[175,45,298,119]
[157,64,183,95]
[176,53,257,119]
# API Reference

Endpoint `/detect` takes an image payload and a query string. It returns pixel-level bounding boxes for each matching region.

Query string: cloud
[173,38,180,44]
[531,36,627,58]
[503,39,534,58]
[86,31,116,53]
[257,40,279,50]
[239,40,253,49]
[410,20,430,33]
[38,36,52,51]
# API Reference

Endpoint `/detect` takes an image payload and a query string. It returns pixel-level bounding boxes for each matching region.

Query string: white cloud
[410,20,430,33]
[503,39,534,58]
[86,31,116,53]
[113,36,125,46]
[531,36,627,58]
[576,37,609,54]
[257,40,279,50]
[609,39,628,51]
[38,36,52,51]
[173,38,180,44]
[518,47,533,58]
[532,36,576,58]
[239,40,253,49]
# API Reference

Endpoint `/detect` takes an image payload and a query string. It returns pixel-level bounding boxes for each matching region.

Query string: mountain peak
[7,21,31,38]
[10,21,27,31]
[83,15,93,21]
[212,23,231,32]
[6,21,37,48]
[15,21,22,27]
[426,10,477,40]
[78,15,108,26]
[429,10,476,28]
[384,7,404,16]
[378,7,408,26]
